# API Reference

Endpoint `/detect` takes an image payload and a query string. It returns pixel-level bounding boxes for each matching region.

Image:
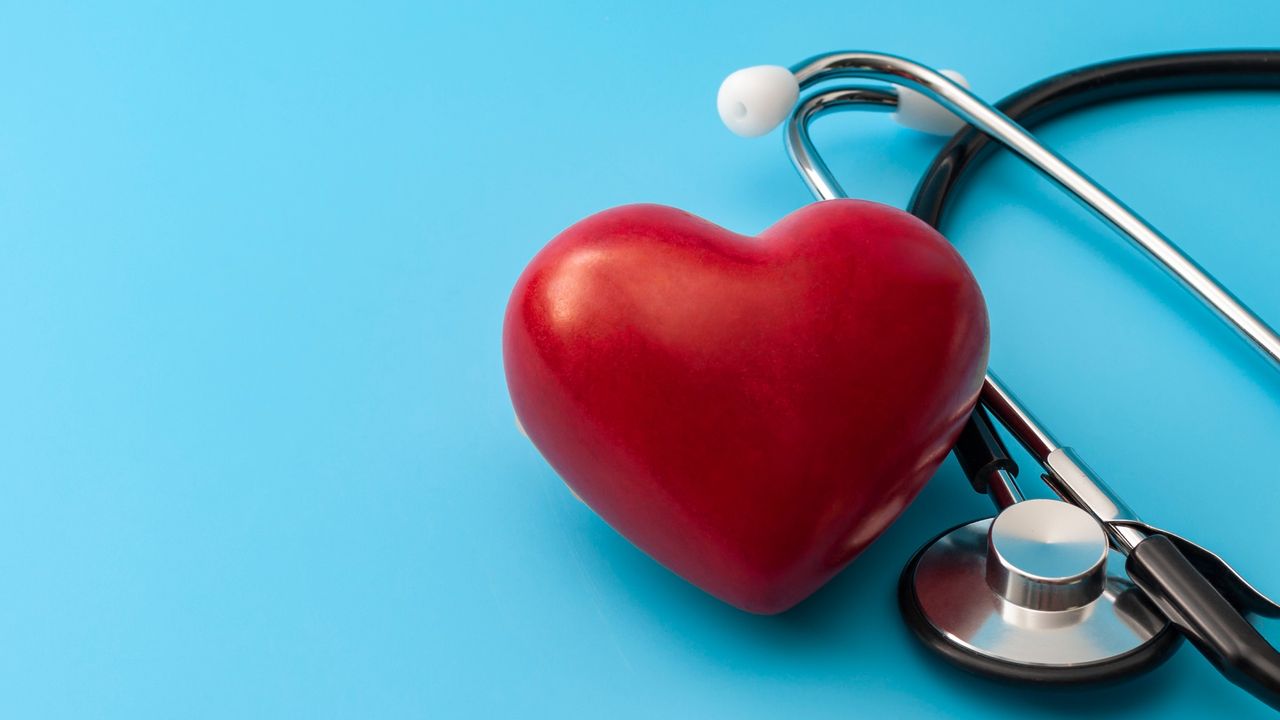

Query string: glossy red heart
[504,200,988,614]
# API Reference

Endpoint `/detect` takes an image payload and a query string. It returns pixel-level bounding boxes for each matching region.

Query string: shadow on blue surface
[568,459,1244,716]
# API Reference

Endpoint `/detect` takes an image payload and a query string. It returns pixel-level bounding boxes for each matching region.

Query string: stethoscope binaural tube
[723,50,1280,707]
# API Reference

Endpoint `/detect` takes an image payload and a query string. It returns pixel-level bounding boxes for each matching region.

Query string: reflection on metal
[908,518,1170,668]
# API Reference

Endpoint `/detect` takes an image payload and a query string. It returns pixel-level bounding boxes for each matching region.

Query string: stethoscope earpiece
[716,63,966,138]
[716,65,799,138]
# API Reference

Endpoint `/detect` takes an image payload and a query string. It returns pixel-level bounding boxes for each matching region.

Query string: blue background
[2,1,1279,717]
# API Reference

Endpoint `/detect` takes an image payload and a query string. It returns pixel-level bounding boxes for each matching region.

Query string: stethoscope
[717,50,1280,708]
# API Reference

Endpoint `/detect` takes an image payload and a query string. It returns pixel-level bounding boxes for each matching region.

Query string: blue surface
[2,2,1279,717]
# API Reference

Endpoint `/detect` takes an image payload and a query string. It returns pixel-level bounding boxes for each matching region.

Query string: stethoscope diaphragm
[899,501,1182,683]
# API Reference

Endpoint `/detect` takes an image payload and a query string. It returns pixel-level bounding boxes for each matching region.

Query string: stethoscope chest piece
[899,500,1181,683]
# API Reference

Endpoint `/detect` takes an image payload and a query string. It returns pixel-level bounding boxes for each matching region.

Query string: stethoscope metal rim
[899,518,1183,683]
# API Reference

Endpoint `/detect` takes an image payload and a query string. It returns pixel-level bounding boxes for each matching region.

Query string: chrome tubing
[784,85,897,200]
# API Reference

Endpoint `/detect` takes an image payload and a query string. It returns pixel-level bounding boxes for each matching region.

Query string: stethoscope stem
[984,467,1023,510]
[787,51,1280,371]
[980,376,1148,551]
[978,377,1148,550]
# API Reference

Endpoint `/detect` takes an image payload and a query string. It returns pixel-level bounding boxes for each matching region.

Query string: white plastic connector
[893,69,969,136]
[717,65,800,137]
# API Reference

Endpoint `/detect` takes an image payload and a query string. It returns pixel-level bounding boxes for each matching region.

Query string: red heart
[504,201,988,614]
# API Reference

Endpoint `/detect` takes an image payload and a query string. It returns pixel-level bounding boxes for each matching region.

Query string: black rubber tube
[909,50,1280,227]
[1127,534,1280,711]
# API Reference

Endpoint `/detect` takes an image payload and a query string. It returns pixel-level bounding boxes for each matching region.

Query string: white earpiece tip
[717,65,799,137]
[894,69,969,136]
